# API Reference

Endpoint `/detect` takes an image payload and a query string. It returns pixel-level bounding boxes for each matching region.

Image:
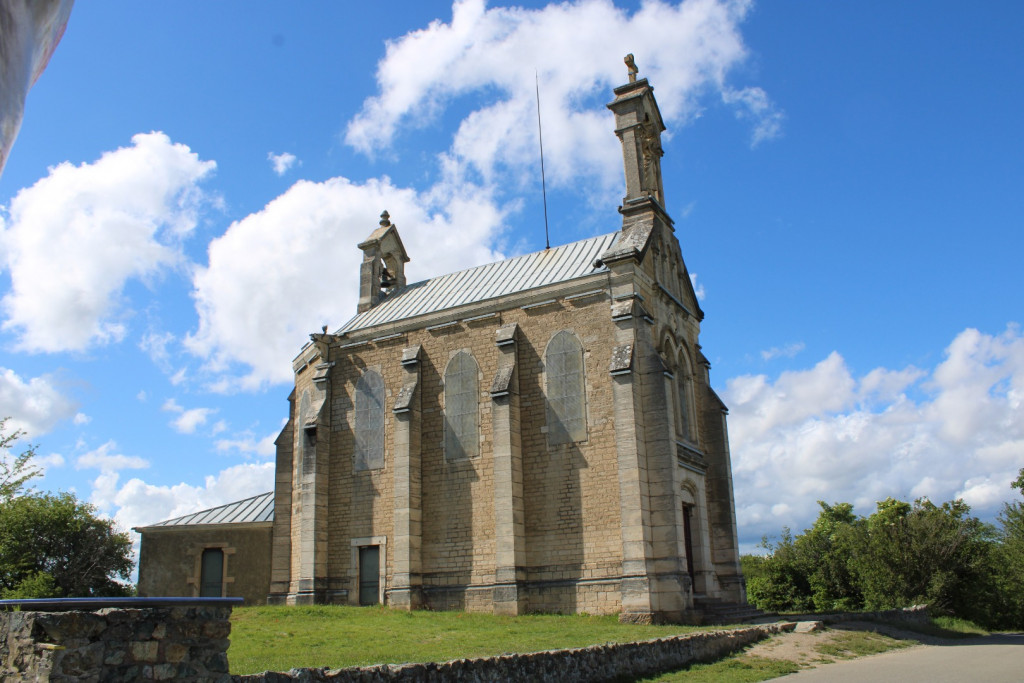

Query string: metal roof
[337,232,618,335]
[142,491,274,528]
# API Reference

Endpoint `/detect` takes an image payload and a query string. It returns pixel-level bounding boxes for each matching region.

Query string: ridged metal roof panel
[145,491,274,528]
[338,232,618,335]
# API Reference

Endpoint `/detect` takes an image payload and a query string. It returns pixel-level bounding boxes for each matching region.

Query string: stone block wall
[0,605,233,682]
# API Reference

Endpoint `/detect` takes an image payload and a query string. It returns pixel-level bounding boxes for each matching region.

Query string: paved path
[775,632,1024,682]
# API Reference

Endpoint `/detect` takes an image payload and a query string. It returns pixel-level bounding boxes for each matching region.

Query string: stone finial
[380,210,391,227]
[625,53,638,83]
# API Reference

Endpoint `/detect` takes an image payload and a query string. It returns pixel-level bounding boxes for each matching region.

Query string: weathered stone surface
[0,605,235,682]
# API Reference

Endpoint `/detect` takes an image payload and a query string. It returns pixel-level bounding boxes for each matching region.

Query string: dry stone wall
[0,604,233,682]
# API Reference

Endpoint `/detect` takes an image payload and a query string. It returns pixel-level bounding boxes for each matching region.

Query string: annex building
[136,61,747,624]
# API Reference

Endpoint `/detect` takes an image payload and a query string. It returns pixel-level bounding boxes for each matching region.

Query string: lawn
[228,605,712,675]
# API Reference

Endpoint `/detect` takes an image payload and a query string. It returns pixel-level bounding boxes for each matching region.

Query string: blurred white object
[0,0,73,176]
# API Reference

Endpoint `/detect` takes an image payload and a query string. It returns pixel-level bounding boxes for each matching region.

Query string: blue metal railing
[0,596,245,611]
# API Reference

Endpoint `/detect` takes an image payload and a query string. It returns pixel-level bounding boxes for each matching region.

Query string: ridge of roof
[137,491,275,529]
[337,231,619,335]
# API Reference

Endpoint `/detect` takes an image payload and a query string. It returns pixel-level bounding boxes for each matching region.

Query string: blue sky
[1,0,1022,559]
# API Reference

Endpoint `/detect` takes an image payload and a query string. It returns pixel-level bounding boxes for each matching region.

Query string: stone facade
[265,67,746,623]
[136,523,272,607]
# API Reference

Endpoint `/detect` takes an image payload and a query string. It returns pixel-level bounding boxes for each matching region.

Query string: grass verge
[875,615,988,639]
[633,653,800,683]
[813,630,915,659]
[228,605,709,675]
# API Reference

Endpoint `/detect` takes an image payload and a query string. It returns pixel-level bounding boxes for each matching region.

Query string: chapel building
[136,61,746,624]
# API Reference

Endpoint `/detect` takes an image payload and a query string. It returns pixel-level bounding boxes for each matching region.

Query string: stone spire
[606,54,667,207]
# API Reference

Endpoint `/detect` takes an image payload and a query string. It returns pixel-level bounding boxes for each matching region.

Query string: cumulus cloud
[0,367,78,436]
[346,0,779,191]
[725,325,1024,547]
[268,151,298,176]
[760,342,805,361]
[186,175,506,388]
[94,462,275,531]
[0,132,215,352]
[215,428,279,459]
[75,441,149,472]
[161,398,215,434]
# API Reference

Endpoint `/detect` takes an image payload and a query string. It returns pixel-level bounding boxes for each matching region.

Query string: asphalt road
[775,633,1024,682]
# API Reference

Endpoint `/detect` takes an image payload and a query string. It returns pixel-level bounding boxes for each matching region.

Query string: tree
[745,496,998,626]
[0,491,134,598]
[745,528,815,612]
[989,468,1024,629]
[0,417,40,501]
[850,497,995,622]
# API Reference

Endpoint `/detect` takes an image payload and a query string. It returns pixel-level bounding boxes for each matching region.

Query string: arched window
[355,370,385,470]
[545,331,587,445]
[299,390,314,477]
[676,350,694,443]
[444,351,479,460]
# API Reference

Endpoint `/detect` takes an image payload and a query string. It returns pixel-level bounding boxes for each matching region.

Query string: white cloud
[161,398,215,434]
[139,330,175,371]
[268,151,298,176]
[75,440,149,472]
[688,272,705,301]
[0,367,78,436]
[347,0,778,191]
[94,462,275,532]
[186,176,506,389]
[34,452,65,470]
[722,85,784,146]
[215,428,278,459]
[0,132,215,352]
[725,325,1024,545]
[760,342,805,361]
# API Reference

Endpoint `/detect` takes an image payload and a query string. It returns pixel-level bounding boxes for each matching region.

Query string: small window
[199,548,224,597]
[676,351,694,443]
[545,331,587,445]
[355,370,385,470]
[444,351,479,460]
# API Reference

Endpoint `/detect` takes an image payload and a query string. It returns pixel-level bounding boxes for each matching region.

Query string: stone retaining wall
[0,605,233,682]
[233,623,793,682]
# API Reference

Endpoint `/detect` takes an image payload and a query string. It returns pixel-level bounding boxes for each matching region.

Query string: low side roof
[337,232,618,335]
[137,491,274,529]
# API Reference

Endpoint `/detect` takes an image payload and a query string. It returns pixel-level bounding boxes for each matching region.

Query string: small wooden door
[358,546,380,605]
[200,548,224,597]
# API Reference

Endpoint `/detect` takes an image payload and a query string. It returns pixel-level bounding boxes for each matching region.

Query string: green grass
[634,652,800,683]
[228,605,708,675]
[813,630,915,659]
[875,615,988,639]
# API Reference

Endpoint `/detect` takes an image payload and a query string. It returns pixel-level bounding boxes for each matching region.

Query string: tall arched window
[444,351,479,460]
[355,370,385,470]
[676,350,694,443]
[546,331,587,445]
